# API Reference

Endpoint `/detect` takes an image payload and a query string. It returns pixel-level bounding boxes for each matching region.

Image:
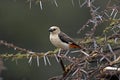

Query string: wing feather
[58,32,81,49]
[58,32,75,44]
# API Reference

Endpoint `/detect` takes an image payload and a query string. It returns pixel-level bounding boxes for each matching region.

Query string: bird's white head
[49,26,61,34]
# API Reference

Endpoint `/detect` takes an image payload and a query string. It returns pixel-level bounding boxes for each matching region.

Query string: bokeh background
[0,0,117,80]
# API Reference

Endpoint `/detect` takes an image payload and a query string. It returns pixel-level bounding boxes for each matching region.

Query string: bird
[49,26,82,50]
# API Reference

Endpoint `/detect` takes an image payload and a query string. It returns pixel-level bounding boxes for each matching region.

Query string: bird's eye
[53,29,56,31]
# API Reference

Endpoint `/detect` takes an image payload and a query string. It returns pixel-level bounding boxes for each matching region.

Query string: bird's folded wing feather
[58,32,76,44]
[59,32,82,49]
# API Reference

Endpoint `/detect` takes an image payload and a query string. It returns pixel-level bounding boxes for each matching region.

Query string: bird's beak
[49,28,53,32]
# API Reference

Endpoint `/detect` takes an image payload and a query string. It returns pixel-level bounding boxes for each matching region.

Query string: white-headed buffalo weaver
[49,26,82,50]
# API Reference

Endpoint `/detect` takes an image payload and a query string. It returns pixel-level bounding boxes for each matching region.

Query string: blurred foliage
[0,0,120,80]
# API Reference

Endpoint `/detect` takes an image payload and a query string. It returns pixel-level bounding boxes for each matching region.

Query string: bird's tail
[69,43,87,51]
[69,43,82,49]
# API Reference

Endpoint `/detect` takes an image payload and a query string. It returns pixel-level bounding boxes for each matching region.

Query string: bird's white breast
[50,33,69,50]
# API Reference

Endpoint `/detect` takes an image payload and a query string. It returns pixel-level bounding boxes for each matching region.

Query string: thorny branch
[0,35,120,80]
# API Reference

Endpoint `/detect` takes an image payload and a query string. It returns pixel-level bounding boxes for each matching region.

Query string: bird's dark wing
[59,32,82,49]
[58,32,75,44]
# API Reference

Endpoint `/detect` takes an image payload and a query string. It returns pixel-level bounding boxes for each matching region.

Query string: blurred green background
[0,0,115,80]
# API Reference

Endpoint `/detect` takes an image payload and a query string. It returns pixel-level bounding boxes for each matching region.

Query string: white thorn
[39,1,43,10]
[80,50,89,56]
[104,12,109,17]
[71,0,74,7]
[57,49,61,56]
[64,50,70,56]
[107,44,116,60]
[87,0,91,7]
[54,0,58,7]
[72,68,79,76]
[71,50,89,56]
[46,56,51,66]
[104,66,120,71]
[114,38,118,44]
[28,56,33,65]
[113,10,118,19]
[100,56,105,62]
[43,56,47,66]
[54,54,59,63]
[110,8,115,17]
[36,56,40,67]
[29,0,32,9]
[78,0,81,8]
[80,0,87,7]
